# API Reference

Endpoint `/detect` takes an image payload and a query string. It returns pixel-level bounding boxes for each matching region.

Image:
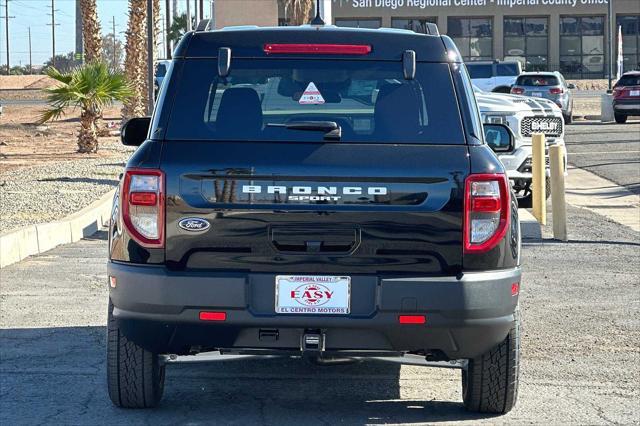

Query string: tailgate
[162,141,469,275]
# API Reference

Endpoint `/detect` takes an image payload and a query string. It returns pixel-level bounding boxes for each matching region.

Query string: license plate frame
[275,275,351,315]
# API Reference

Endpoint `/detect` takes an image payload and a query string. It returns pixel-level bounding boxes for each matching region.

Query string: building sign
[347,0,608,9]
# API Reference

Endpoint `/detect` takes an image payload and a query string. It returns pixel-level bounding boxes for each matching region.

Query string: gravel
[0,146,134,233]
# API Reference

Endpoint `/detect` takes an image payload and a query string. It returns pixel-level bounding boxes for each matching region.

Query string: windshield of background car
[165,59,465,144]
[496,63,519,76]
[466,63,492,79]
[516,75,560,86]
[616,75,640,86]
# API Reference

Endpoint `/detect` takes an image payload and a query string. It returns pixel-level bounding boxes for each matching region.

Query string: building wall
[214,0,279,29]
[332,0,640,77]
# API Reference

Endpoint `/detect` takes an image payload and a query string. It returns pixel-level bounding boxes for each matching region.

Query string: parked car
[510,71,575,124]
[154,60,171,98]
[466,60,522,93]
[108,25,522,413]
[612,71,640,124]
[474,85,567,207]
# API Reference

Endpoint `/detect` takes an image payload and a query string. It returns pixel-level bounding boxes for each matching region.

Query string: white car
[467,61,523,93]
[475,87,567,206]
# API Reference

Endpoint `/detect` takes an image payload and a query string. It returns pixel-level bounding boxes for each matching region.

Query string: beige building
[214,0,640,78]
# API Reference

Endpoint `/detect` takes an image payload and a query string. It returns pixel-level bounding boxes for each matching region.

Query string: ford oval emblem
[178,217,210,232]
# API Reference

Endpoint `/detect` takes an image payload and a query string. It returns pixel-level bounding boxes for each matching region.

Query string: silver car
[510,71,575,124]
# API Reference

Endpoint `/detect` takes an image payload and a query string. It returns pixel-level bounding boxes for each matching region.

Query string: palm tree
[80,0,103,62]
[39,61,133,153]
[121,0,148,121]
[280,0,314,26]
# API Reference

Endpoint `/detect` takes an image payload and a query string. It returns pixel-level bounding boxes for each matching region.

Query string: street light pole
[28,26,32,74]
[147,0,154,114]
[607,0,613,91]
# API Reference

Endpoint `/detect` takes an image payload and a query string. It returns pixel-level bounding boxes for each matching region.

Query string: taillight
[549,87,564,95]
[121,168,164,248]
[511,87,524,95]
[613,87,623,98]
[464,174,510,253]
[263,43,372,55]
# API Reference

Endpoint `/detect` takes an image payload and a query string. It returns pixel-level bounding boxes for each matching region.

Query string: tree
[102,34,125,71]
[38,61,133,153]
[80,0,103,62]
[167,13,188,46]
[279,0,314,26]
[44,52,81,74]
[121,0,148,121]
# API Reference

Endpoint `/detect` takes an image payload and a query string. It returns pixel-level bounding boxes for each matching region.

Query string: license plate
[531,92,543,97]
[630,90,640,96]
[275,275,350,314]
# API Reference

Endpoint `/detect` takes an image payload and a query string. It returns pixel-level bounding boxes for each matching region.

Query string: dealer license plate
[630,90,640,96]
[275,275,351,314]
[531,92,543,97]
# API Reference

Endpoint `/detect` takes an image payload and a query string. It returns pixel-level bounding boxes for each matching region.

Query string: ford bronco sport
[108,24,522,414]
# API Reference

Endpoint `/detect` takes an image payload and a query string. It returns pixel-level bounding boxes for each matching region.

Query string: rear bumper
[613,99,640,114]
[108,262,521,359]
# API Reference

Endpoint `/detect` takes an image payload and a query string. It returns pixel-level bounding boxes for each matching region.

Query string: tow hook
[301,330,324,352]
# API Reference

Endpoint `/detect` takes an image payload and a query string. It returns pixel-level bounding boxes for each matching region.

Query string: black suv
[108,25,522,414]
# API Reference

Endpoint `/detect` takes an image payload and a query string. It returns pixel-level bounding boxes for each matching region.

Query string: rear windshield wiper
[267,121,341,141]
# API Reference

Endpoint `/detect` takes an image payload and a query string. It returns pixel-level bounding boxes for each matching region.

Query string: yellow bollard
[549,145,568,241]
[531,133,546,225]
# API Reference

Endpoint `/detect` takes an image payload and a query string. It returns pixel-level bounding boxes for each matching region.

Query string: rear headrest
[374,84,421,139]
[216,87,263,139]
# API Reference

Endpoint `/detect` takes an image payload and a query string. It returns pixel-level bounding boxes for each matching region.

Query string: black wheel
[563,112,572,124]
[614,113,627,124]
[462,306,520,414]
[517,177,550,208]
[107,299,165,408]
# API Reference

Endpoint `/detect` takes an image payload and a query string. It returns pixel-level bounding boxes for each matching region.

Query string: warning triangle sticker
[298,82,325,105]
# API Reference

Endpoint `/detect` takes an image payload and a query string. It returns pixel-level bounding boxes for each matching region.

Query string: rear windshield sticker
[299,82,325,105]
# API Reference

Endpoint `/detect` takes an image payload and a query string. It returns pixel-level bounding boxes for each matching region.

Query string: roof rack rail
[424,23,439,35]
[196,19,211,31]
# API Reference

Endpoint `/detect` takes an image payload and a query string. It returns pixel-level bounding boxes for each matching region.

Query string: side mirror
[567,83,576,90]
[121,117,151,146]
[483,123,514,153]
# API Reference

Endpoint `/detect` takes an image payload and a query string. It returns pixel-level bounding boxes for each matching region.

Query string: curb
[519,209,542,240]
[0,189,115,268]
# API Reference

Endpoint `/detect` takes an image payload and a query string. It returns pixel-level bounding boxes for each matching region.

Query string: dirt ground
[0,105,124,174]
[0,75,54,90]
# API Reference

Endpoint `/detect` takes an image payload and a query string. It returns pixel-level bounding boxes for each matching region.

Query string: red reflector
[399,315,426,324]
[264,43,372,55]
[471,197,501,212]
[129,192,157,206]
[199,311,226,321]
[511,87,524,94]
[549,87,563,94]
[511,283,520,296]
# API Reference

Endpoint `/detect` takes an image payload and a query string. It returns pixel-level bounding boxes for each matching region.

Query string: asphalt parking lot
[1,122,639,425]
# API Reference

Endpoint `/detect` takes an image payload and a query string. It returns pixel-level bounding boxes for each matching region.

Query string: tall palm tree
[121,0,148,121]
[80,0,103,62]
[280,0,314,26]
[39,62,133,153]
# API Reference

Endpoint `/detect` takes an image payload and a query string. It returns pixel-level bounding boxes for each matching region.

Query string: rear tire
[107,299,165,408]
[462,306,520,414]
[563,112,572,124]
[614,113,627,124]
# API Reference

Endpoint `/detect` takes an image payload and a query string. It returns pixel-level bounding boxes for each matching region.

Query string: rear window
[516,75,559,86]
[496,63,520,76]
[165,59,465,144]
[616,75,640,87]
[466,63,492,79]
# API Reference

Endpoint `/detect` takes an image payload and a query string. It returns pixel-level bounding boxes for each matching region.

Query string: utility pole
[2,0,15,75]
[186,0,191,31]
[112,16,117,68]
[210,0,215,29]
[28,26,32,74]
[47,0,60,68]
[607,0,613,91]
[165,0,171,58]
[146,0,154,114]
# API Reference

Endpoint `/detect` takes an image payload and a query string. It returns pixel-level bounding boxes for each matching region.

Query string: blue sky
[0,0,194,68]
